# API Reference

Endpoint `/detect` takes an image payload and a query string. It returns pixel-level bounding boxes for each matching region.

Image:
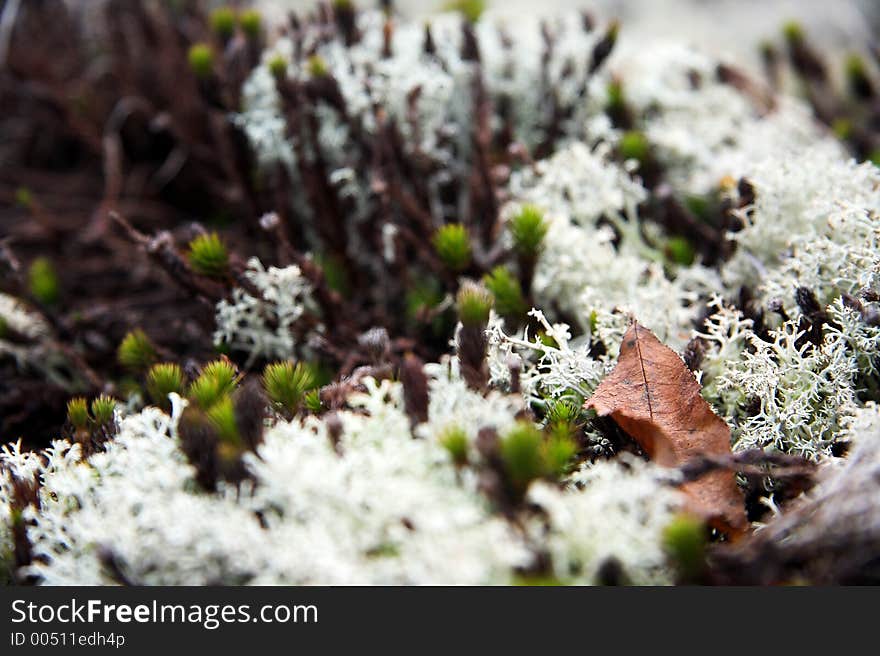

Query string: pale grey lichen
[213,257,320,365]
[527,456,682,585]
[723,146,880,292]
[1,380,681,585]
[504,141,721,351]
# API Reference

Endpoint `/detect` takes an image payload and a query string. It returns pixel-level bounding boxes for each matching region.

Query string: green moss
[210,7,236,39]
[500,422,545,493]
[606,79,625,111]
[365,542,400,559]
[268,54,287,79]
[433,224,472,272]
[263,361,315,414]
[845,53,865,77]
[239,9,262,38]
[189,359,238,409]
[456,281,493,327]
[509,205,548,258]
[542,433,577,478]
[206,396,240,445]
[439,425,469,466]
[66,397,89,430]
[444,0,486,23]
[544,399,584,442]
[831,117,853,141]
[844,53,868,93]
[588,310,599,335]
[619,131,649,162]
[483,266,526,319]
[187,43,214,79]
[304,388,323,414]
[146,363,185,406]
[28,257,59,305]
[117,329,158,372]
[307,54,329,78]
[500,419,577,493]
[606,19,620,41]
[683,194,711,221]
[545,399,582,427]
[90,395,117,426]
[662,514,707,581]
[536,331,559,350]
[665,236,696,266]
[187,232,229,278]
[14,187,32,209]
[782,20,804,45]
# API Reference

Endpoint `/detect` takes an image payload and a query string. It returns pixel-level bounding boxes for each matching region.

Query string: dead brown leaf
[585,322,747,534]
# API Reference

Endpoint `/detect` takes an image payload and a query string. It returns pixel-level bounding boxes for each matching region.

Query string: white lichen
[527,456,682,585]
[0,374,687,585]
[213,257,320,365]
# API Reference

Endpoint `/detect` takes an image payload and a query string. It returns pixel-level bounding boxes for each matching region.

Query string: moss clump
[500,422,545,494]
[832,117,853,141]
[90,395,117,426]
[683,193,711,221]
[268,54,287,79]
[844,53,874,99]
[189,359,238,409]
[263,361,315,415]
[483,266,526,320]
[665,236,696,266]
[187,43,214,79]
[606,79,625,111]
[444,0,486,24]
[146,363,185,407]
[209,7,236,39]
[66,397,90,430]
[509,205,548,258]
[662,514,707,581]
[28,257,59,305]
[187,232,229,278]
[239,10,261,39]
[544,399,584,440]
[542,433,578,478]
[439,426,469,466]
[782,20,804,45]
[14,187,32,209]
[117,329,158,373]
[619,131,650,162]
[500,421,577,495]
[304,388,323,414]
[433,224,472,272]
[307,54,329,78]
[206,396,240,445]
[456,282,493,327]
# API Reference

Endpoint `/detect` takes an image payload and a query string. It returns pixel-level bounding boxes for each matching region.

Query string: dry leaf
[585,322,747,534]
